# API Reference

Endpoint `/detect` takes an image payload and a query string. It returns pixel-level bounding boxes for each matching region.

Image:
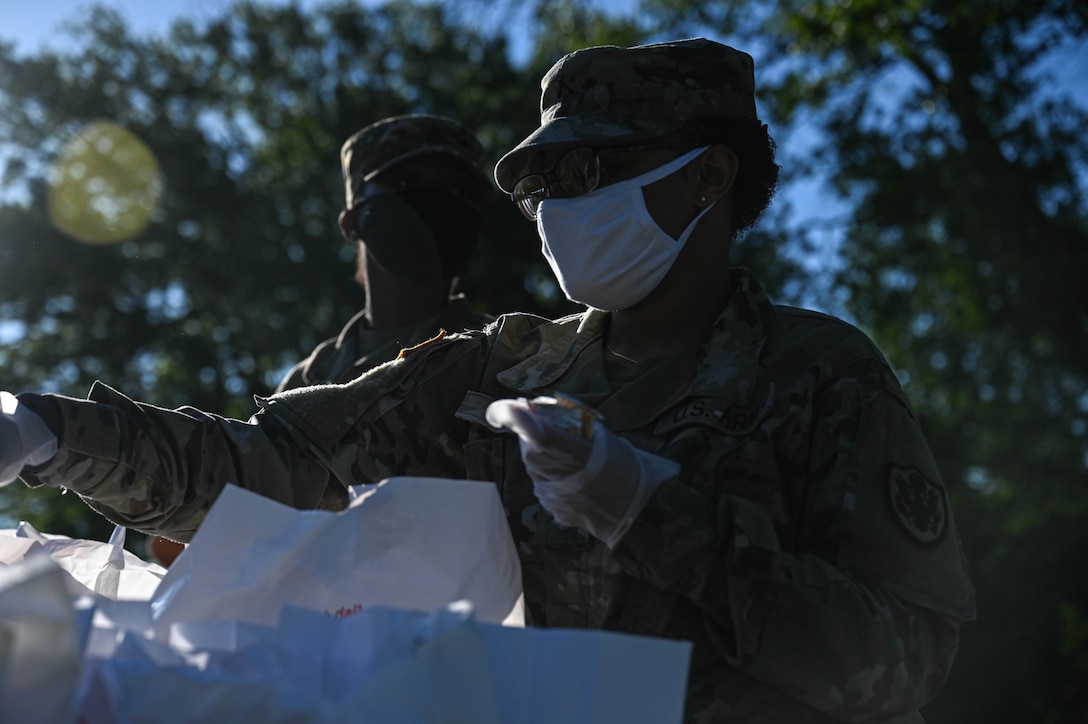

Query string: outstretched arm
[13,381,344,541]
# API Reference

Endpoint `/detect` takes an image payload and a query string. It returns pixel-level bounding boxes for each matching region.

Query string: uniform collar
[495,269,774,415]
[692,268,773,405]
[348,295,477,355]
[594,269,773,431]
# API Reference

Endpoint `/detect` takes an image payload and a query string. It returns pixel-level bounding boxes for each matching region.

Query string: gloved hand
[0,391,58,486]
[486,396,679,548]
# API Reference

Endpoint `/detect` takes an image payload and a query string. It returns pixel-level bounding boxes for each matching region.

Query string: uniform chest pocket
[457,391,595,549]
[530,509,592,546]
[662,425,782,503]
[462,435,591,546]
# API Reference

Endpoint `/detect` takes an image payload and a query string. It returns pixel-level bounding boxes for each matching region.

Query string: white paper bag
[0,521,166,600]
[77,600,691,724]
[477,623,692,724]
[150,477,524,636]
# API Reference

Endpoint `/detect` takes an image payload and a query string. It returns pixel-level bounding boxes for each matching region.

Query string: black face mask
[351,191,482,281]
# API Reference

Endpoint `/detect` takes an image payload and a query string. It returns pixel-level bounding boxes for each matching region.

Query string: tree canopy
[1,1,1085,720]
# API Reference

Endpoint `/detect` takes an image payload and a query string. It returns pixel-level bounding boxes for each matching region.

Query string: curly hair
[676,117,781,236]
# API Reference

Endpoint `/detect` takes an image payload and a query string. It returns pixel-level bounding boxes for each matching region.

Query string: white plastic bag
[77,602,503,724]
[150,477,524,637]
[0,521,166,600]
[0,555,92,723]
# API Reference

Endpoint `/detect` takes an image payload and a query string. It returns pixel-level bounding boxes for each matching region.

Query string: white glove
[0,391,58,486]
[486,396,679,548]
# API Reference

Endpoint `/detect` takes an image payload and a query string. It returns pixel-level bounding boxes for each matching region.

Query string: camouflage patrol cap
[341,114,493,207]
[494,37,757,192]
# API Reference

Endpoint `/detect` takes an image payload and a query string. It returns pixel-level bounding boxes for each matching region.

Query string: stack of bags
[0,478,691,723]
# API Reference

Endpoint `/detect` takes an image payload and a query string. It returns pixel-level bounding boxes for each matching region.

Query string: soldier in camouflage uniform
[3,38,975,722]
[276,114,495,391]
[151,115,497,565]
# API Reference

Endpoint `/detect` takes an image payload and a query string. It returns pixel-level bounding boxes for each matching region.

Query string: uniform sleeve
[612,360,976,722]
[262,331,493,485]
[17,380,345,542]
[17,331,492,544]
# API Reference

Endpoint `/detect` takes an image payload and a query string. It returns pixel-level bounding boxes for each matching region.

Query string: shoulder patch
[397,329,447,360]
[887,465,948,547]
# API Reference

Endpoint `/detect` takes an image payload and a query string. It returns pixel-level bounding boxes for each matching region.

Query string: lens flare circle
[47,120,163,245]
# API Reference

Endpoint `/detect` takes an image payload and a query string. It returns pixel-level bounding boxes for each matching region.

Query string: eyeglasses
[511,143,699,220]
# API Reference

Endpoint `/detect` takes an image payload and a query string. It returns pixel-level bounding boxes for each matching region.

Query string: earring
[699,195,708,203]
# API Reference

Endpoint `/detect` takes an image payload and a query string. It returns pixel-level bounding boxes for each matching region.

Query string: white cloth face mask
[536,146,712,311]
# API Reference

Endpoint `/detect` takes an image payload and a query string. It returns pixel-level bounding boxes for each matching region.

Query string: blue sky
[1,0,629,59]
[5,2,1083,146]
[3,0,235,53]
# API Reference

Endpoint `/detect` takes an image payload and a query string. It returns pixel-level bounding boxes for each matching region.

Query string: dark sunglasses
[511,143,698,220]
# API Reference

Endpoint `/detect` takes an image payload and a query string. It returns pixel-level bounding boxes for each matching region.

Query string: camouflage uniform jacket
[275,295,493,392]
[20,269,976,723]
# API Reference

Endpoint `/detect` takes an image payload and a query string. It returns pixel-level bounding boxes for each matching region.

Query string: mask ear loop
[617,146,711,191]
[673,197,716,245]
[616,146,713,239]
[630,147,714,243]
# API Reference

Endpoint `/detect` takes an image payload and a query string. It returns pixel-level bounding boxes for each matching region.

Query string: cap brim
[493,114,685,192]
[365,146,494,205]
